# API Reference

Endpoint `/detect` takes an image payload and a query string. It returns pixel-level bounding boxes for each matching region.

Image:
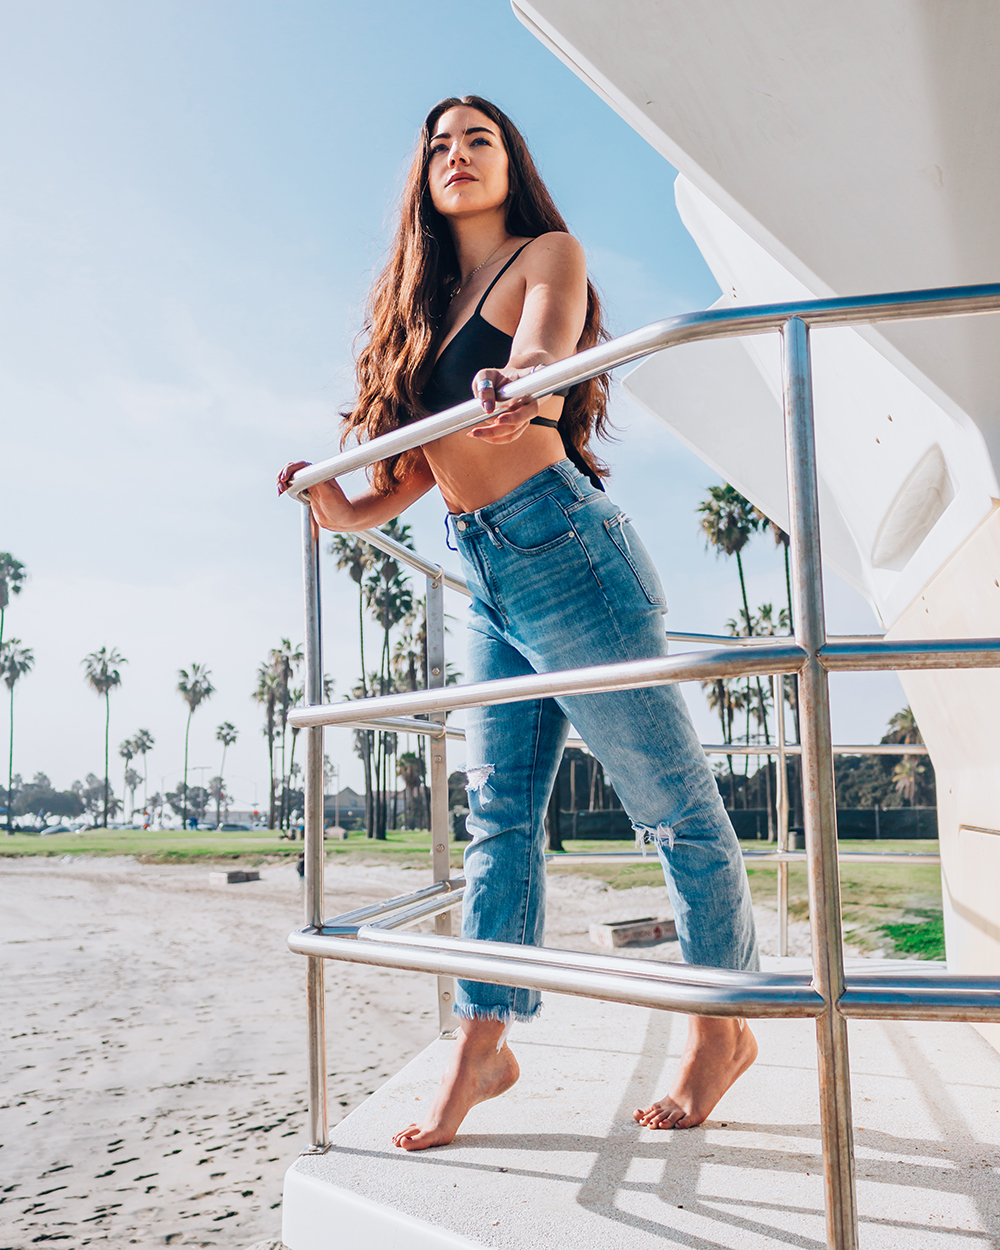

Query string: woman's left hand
[469,367,541,442]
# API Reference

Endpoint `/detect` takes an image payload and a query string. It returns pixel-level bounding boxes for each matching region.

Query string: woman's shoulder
[519,231,585,262]
[516,231,587,279]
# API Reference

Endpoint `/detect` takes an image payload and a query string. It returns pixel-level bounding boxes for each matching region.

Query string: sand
[0,855,813,1249]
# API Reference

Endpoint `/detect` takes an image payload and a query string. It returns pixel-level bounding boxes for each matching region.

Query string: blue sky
[0,0,902,808]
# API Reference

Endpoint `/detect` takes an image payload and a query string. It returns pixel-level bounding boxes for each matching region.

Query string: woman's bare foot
[393,1018,519,1151]
[633,1016,757,1130]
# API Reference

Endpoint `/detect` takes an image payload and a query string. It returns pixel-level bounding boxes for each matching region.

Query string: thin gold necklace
[451,241,509,300]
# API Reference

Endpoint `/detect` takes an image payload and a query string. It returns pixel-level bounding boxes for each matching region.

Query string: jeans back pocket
[604,513,668,608]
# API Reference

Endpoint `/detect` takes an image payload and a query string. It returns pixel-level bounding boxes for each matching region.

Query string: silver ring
[476,378,494,391]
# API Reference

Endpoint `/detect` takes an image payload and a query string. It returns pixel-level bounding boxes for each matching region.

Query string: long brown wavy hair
[342,95,611,494]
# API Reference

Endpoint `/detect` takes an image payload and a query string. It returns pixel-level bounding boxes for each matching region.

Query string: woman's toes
[635,1100,686,1129]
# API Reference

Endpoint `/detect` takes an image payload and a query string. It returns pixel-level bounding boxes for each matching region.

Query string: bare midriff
[421,421,566,515]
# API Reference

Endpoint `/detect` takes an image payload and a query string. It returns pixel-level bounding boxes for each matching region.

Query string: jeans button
[457,520,467,531]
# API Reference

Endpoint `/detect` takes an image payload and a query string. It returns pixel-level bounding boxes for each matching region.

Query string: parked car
[219,823,251,831]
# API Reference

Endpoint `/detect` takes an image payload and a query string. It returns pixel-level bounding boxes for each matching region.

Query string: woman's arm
[277,450,437,532]
[471,232,589,441]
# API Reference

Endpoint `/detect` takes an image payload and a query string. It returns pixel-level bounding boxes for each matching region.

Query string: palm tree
[209,775,227,827]
[699,485,764,788]
[752,510,794,632]
[2,641,34,832]
[885,705,922,745]
[82,647,126,829]
[0,554,26,657]
[701,677,738,807]
[892,756,924,806]
[131,728,155,810]
[397,751,426,829]
[253,662,280,829]
[177,664,215,830]
[215,721,238,816]
[119,737,135,817]
[269,641,303,830]
[285,687,304,830]
[363,520,415,839]
[329,536,372,695]
[697,485,760,631]
[884,706,924,810]
[124,768,142,822]
[146,791,163,829]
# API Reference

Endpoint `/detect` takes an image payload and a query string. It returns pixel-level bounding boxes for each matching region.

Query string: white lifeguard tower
[278,6,1000,1246]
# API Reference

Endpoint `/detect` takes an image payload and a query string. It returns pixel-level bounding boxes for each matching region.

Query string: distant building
[323,786,365,829]
[323,786,406,830]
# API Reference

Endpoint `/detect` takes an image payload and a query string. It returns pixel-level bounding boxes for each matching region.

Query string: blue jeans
[449,460,759,1023]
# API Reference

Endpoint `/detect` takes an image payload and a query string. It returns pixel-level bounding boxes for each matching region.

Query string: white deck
[282,960,1000,1249]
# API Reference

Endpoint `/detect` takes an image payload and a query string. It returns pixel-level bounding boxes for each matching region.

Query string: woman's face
[427,106,509,220]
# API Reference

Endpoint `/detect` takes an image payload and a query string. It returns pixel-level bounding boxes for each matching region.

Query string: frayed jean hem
[452,1003,541,1026]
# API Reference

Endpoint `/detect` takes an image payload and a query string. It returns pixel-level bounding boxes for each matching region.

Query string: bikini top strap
[473,241,533,316]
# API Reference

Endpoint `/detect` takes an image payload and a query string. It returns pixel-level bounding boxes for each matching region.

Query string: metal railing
[284,282,1000,1250]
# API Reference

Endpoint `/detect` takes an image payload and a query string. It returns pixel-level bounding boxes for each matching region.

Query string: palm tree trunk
[362,732,374,837]
[279,719,287,832]
[743,680,751,795]
[375,603,391,840]
[7,684,14,833]
[220,742,228,817]
[358,590,368,696]
[267,724,276,830]
[735,551,754,795]
[182,710,192,829]
[714,680,735,807]
[725,701,736,808]
[783,539,794,632]
[288,731,298,824]
[103,693,111,828]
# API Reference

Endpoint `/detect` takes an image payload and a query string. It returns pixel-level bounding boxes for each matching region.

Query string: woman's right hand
[276,452,437,533]
[277,461,311,496]
[277,460,359,531]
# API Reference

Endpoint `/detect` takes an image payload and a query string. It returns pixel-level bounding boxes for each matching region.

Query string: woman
[278,96,759,1150]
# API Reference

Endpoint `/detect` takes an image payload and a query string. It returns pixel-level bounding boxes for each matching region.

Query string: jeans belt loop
[474,509,503,548]
[554,457,583,499]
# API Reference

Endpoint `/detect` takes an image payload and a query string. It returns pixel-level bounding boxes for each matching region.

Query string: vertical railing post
[781,316,857,1250]
[773,674,790,957]
[301,506,329,1151]
[425,570,456,1035]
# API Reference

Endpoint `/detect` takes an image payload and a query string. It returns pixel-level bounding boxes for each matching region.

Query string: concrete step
[282,959,1000,1249]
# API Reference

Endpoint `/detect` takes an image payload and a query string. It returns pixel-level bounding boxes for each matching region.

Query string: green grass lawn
[0,825,440,864]
[546,838,945,959]
[3,828,944,957]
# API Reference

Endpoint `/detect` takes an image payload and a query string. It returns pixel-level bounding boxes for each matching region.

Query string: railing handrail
[357,527,470,597]
[288,926,1000,1023]
[289,643,806,729]
[289,281,1000,1246]
[286,281,1000,499]
[289,638,1000,731]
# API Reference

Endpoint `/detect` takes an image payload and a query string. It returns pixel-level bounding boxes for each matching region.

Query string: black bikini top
[417,242,604,491]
